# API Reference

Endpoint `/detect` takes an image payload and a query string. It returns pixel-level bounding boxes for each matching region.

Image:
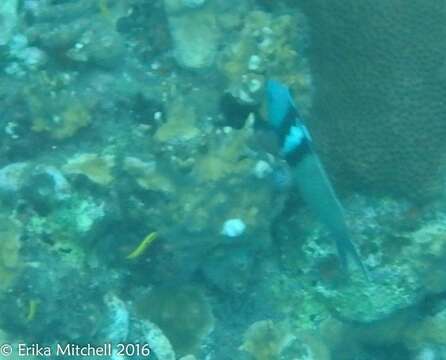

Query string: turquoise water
[1,1,446,359]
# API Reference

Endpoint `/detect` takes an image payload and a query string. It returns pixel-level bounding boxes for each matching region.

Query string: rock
[0,215,22,292]
[239,320,294,360]
[66,24,126,68]
[63,153,115,186]
[136,286,214,357]
[155,100,200,144]
[74,199,105,233]
[102,293,129,343]
[123,157,175,194]
[164,0,219,69]
[0,0,18,45]
[0,162,30,193]
[218,10,311,107]
[221,218,246,237]
[179,355,196,360]
[139,320,176,360]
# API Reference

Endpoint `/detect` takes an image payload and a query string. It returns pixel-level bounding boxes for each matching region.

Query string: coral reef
[239,320,293,360]
[135,286,214,357]
[218,10,311,108]
[28,91,92,140]
[62,153,115,186]
[164,0,219,69]
[0,215,22,292]
[154,98,201,144]
[1,1,445,359]
[122,156,175,193]
[0,162,30,193]
[121,117,283,288]
[0,249,110,343]
[101,293,130,344]
[24,0,128,68]
[0,0,18,46]
[138,320,176,360]
[298,0,446,202]
[405,308,446,351]
[271,195,445,323]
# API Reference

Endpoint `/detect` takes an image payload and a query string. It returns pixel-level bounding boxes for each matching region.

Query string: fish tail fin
[335,235,370,281]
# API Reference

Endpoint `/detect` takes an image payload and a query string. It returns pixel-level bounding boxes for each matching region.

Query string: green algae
[30,100,91,140]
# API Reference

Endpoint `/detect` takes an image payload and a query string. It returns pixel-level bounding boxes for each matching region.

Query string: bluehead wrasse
[126,232,157,260]
[26,299,39,321]
[266,80,369,280]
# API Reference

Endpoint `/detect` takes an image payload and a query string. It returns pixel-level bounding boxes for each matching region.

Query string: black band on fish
[271,96,314,167]
[275,104,299,144]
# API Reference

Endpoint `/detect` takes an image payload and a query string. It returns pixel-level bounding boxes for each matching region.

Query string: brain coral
[297,0,446,202]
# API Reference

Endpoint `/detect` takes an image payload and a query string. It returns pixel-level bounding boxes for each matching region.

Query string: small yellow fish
[26,299,39,321]
[126,232,157,260]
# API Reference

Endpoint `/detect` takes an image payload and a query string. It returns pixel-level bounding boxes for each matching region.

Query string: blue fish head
[266,80,295,129]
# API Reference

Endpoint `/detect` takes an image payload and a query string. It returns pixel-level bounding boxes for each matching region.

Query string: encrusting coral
[62,153,115,186]
[218,9,312,109]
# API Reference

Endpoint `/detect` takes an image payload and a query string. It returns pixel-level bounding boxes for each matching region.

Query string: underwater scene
[2,0,446,359]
